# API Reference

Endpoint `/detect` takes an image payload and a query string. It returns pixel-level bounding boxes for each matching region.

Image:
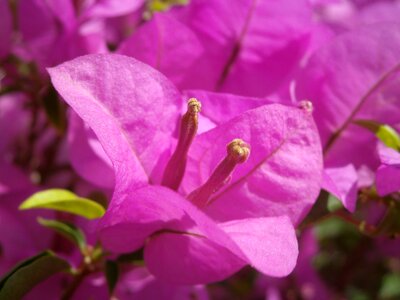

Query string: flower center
[162,98,201,190]
[188,139,250,208]
[161,99,250,207]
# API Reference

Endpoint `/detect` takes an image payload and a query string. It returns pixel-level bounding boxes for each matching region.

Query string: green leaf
[379,273,400,299]
[327,194,343,212]
[354,120,400,151]
[105,260,119,295]
[19,189,105,220]
[0,251,70,300]
[37,217,87,252]
[148,0,188,12]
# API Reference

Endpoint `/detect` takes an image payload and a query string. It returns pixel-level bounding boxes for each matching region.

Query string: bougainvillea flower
[0,0,12,59]
[295,23,400,208]
[49,54,322,284]
[375,143,400,196]
[158,0,314,97]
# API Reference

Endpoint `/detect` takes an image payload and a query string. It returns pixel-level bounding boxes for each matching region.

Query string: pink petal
[49,54,182,188]
[355,1,400,25]
[99,186,248,284]
[376,165,400,196]
[220,216,298,277]
[82,0,145,19]
[117,267,209,300]
[376,143,400,196]
[322,165,358,212]
[183,90,272,125]
[172,0,313,97]
[17,0,75,67]
[0,93,30,158]
[377,142,400,166]
[118,13,203,87]
[183,103,323,225]
[68,111,115,189]
[99,186,244,260]
[144,231,245,284]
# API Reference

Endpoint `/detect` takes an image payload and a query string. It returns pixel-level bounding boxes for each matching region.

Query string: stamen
[188,139,250,208]
[161,98,201,190]
[298,100,313,113]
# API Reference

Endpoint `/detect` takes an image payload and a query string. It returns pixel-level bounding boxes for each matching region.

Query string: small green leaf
[37,217,87,252]
[379,273,400,299]
[0,251,70,300]
[354,120,400,151]
[148,0,188,12]
[105,260,119,295]
[19,189,105,220]
[327,194,343,212]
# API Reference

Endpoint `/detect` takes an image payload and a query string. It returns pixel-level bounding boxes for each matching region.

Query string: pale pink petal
[322,165,358,212]
[220,216,298,277]
[49,54,182,188]
[183,103,323,225]
[118,13,203,87]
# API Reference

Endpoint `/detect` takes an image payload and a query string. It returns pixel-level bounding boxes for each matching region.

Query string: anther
[161,98,201,190]
[188,138,250,208]
[298,100,313,113]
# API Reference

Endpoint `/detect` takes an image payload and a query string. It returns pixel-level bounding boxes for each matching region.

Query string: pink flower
[295,23,400,211]
[49,54,323,284]
[119,0,314,97]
